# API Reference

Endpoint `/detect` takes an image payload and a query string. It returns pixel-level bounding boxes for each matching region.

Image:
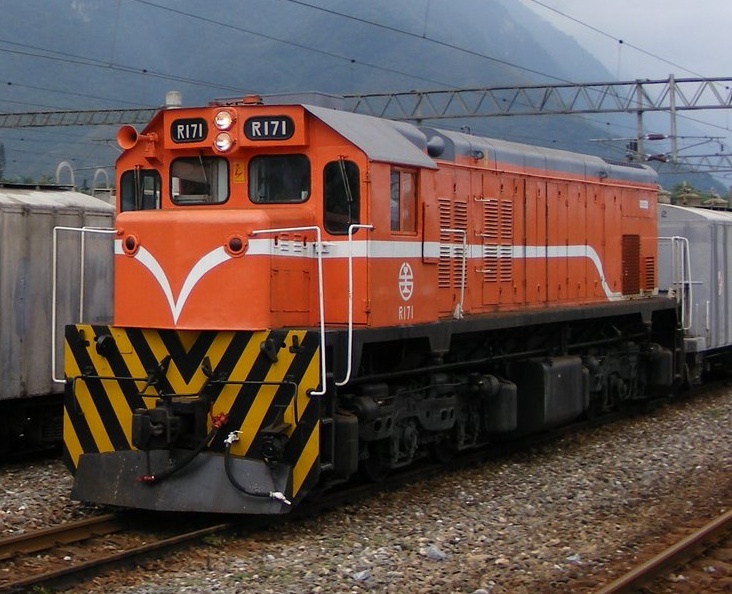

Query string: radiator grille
[438,199,468,289]
[481,198,513,283]
[622,234,641,295]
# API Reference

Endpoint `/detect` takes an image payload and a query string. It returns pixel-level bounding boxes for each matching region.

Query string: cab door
[321,158,369,326]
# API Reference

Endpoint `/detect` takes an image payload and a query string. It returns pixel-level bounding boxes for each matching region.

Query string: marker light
[214,109,236,131]
[122,234,140,255]
[214,132,234,152]
[225,235,247,256]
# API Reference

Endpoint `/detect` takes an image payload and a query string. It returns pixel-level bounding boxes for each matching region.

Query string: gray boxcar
[0,184,114,451]
[658,203,732,380]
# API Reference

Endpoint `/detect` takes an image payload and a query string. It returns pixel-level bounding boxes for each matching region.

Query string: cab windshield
[249,154,310,203]
[171,156,229,205]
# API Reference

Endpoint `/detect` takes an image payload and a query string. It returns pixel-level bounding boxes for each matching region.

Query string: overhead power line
[524,0,705,79]
[345,77,732,119]
[1,0,722,138]
[3,77,730,129]
[2,78,731,173]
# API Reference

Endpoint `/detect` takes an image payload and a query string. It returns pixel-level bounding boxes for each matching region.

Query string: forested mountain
[0,0,716,190]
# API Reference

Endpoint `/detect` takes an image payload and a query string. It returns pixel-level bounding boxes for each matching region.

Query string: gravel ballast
[2,388,732,593]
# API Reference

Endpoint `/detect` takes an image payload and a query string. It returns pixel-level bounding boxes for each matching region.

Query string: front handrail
[52,226,116,384]
[659,235,692,331]
[335,224,374,386]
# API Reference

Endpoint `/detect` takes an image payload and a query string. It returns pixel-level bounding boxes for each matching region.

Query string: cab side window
[390,168,417,232]
[120,169,161,212]
[324,160,360,234]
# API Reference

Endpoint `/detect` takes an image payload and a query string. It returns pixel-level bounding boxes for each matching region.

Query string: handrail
[659,235,692,331]
[441,228,467,319]
[52,226,116,384]
[335,224,374,387]
[251,225,328,396]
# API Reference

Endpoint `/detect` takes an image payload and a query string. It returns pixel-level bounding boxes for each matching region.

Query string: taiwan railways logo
[398,262,414,301]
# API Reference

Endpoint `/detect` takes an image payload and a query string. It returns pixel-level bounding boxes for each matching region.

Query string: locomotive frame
[63,95,680,513]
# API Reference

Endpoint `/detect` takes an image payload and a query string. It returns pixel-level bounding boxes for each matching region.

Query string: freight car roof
[658,203,732,223]
[0,187,115,212]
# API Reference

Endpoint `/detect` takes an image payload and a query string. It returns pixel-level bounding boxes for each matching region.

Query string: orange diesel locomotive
[63,95,676,513]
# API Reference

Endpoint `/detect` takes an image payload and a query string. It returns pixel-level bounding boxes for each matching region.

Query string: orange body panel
[114,102,659,333]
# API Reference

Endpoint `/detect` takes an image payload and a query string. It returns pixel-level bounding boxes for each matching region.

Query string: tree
[670,182,701,206]
[670,182,729,208]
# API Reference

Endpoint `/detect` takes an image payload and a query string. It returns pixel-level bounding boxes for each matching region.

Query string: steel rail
[594,507,732,594]
[0,514,233,594]
[0,513,122,561]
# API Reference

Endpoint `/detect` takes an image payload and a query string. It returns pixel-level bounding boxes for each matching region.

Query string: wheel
[430,436,455,464]
[360,441,390,482]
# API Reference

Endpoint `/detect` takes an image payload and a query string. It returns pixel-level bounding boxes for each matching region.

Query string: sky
[518,0,732,80]
[1,0,729,186]
[519,0,732,187]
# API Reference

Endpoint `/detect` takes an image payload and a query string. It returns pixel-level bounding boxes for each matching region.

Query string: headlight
[214,132,234,152]
[214,109,235,131]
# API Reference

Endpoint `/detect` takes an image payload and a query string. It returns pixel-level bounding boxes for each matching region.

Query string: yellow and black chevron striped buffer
[63,324,322,508]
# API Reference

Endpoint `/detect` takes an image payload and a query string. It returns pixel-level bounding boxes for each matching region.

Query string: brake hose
[137,413,229,485]
[223,431,291,505]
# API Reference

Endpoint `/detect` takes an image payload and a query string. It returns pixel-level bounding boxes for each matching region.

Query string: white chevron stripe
[115,240,232,323]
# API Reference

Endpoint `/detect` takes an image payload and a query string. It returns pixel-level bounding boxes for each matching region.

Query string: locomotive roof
[425,128,658,185]
[305,105,438,170]
[304,103,656,185]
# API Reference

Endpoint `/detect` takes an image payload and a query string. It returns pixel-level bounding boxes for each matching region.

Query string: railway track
[0,463,444,594]
[595,507,732,593]
[0,449,507,593]
[0,512,234,594]
[0,388,725,593]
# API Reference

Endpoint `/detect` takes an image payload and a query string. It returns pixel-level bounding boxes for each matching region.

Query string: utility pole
[636,82,644,161]
[669,73,678,163]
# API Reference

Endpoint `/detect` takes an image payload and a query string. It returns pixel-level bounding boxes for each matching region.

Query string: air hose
[223,431,291,505]
[137,412,229,485]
